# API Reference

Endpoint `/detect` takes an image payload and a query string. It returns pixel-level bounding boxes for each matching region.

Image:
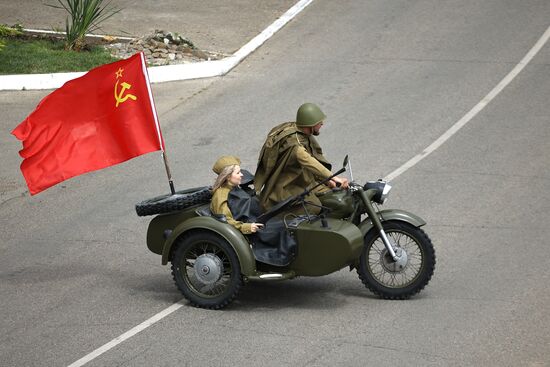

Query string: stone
[151,39,168,49]
[103,29,221,65]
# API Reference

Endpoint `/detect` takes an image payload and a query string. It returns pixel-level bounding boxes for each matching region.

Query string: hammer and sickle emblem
[114,79,137,107]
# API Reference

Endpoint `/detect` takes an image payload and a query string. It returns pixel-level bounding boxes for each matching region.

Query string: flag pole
[162,151,176,195]
[140,52,176,195]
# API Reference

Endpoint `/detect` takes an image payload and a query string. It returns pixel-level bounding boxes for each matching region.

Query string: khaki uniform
[210,184,254,234]
[255,122,333,211]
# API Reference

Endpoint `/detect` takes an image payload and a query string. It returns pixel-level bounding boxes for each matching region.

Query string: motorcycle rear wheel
[358,221,435,299]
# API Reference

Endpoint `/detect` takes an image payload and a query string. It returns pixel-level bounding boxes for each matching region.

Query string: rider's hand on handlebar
[330,176,349,189]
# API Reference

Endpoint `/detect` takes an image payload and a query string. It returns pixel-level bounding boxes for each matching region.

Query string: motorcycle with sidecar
[136,157,436,309]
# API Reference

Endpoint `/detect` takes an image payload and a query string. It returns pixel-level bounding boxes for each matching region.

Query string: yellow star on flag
[115,68,124,79]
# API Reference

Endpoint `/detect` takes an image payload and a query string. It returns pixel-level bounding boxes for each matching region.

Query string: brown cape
[254,122,332,210]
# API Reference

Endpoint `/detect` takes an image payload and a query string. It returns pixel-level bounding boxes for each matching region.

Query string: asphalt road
[1,1,550,366]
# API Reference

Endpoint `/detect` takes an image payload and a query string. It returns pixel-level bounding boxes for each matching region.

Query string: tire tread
[135,187,212,216]
[358,221,436,299]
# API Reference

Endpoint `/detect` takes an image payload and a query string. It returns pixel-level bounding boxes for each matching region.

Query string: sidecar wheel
[171,231,242,309]
[358,221,435,299]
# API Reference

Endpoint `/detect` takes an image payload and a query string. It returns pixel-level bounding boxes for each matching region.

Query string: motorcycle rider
[254,103,349,213]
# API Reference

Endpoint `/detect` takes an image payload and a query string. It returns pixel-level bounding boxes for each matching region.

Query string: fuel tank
[317,189,355,218]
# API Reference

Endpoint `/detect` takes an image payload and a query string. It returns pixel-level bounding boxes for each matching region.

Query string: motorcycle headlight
[364,180,392,205]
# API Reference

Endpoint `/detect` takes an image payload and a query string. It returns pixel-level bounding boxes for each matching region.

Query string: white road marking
[66,21,550,367]
[67,301,185,367]
[385,25,550,182]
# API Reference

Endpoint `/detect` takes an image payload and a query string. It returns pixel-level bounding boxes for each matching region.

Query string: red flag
[12,53,164,195]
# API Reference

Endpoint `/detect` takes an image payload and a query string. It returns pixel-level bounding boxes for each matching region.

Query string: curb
[0,0,314,91]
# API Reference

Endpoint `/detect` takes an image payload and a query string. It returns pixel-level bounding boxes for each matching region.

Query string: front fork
[358,188,402,261]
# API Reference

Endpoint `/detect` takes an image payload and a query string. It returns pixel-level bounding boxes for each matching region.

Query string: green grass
[0,37,119,74]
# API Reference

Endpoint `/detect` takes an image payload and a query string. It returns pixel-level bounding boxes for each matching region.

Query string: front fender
[358,209,426,237]
[161,216,256,276]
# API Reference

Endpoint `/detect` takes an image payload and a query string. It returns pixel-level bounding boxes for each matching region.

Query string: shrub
[47,0,121,51]
[0,24,23,37]
[0,24,23,52]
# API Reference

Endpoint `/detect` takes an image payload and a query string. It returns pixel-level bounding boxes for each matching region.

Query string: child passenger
[209,156,297,266]
[210,156,264,234]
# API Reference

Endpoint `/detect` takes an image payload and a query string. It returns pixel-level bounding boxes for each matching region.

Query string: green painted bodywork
[318,189,354,218]
[146,204,256,274]
[144,194,426,280]
[146,208,198,255]
[289,218,363,276]
[357,209,426,237]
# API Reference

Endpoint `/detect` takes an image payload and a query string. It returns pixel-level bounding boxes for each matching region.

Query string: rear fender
[161,216,256,276]
[358,209,426,237]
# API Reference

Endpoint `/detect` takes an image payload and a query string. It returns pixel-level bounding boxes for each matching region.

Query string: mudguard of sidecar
[358,209,426,237]
[159,216,257,275]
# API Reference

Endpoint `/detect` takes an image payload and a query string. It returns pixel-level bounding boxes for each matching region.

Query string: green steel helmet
[295,103,326,127]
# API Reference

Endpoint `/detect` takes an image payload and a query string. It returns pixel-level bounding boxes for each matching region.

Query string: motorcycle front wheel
[358,221,435,299]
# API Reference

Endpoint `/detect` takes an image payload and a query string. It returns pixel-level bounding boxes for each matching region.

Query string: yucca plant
[47,0,121,51]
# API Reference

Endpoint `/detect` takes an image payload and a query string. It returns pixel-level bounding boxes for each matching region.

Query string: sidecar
[139,185,364,309]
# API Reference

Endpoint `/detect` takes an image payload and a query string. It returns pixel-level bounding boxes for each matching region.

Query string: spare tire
[136,186,212,216]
